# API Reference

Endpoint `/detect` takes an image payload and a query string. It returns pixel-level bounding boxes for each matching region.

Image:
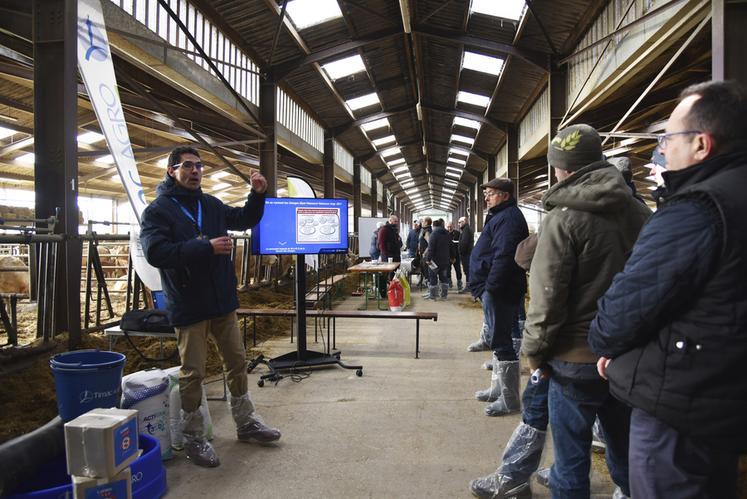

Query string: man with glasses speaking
[589,81,747,497]
[141,146,282,468]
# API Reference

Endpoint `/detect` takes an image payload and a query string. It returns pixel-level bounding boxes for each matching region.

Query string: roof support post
[33,0,81,348]
[370,180,378,217]
[487,155,496,181]
[507,125,520,198]
[475,182,484,232]
[259,78,278,196]
[712,0,747,84]
[548,65,567,189]
[324,131,335,198]
[353,159,361,233]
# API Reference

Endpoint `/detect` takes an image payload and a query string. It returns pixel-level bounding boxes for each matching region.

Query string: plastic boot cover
[231,394,281,443]
[485,361,521,416]
[512,338,522,358]
[476,354,501,402]
[440,282,449,299]
[497,423,547,483]
[535,468,550,489]
[424,285,439,300]
[182,409,220,467]
[483,360,493,371]
[612,487,630,499]
[592,417,606,453]
[469,474,532,499]
[468,324,491,352]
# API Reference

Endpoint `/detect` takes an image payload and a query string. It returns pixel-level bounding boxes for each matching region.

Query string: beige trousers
[175,311,247,412]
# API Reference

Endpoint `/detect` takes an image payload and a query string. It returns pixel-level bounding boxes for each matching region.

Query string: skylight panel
[443,188,456,194]
[346,92,380,111]
[95,154,114,165]
[449,148,469,158]
[380,147,400,158]
[372,135,396,147]
[445,171,462,179]
[392,165,409,174]
[448,157,467,166]
[286,0,343,30]
[451,134,475,146]
[470,0,526,21]
[0,126,16,140]
[387,157,406,167]
[405,188,418,195]
[457,91,490,108]
[446,166,463,174]
[453,116,482,130]
[212,182,231,190]
[361,118,390,132]
[110,174,120,182]
[211,171,230,180]
[444,179,459,187]
[322,54,366,80]
[157,157,169,167]
[462,51,505,76]
[401,181,415,189]
[77,131,105,144]
[16,152,34,164]
[396,172,412,179]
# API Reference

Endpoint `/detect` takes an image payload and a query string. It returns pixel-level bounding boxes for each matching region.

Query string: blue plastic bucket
[49,350,126,422]
[7,434,167,499]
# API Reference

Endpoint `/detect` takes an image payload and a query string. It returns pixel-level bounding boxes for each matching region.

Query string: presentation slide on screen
[253,198,348,255]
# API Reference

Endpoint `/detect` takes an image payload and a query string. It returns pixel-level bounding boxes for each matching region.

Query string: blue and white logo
[80,15,109,62]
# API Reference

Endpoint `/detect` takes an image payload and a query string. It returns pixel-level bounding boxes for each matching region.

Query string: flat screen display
[251,198,349,255]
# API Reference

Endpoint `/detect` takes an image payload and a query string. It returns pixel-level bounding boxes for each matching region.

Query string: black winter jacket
[140,176,265,326]
[458,224,474,257]
[426,226,451,268]
[469,199,528,301]
[589,150,747,452]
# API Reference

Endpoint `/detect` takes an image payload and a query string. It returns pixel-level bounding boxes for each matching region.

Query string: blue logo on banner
[82,16,109,62]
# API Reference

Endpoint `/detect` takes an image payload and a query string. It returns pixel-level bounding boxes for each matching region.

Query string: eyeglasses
[483,191,502,198]
[656,130,701,148]
[171,160,204,170]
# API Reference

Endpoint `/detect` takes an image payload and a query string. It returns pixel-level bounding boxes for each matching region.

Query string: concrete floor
[164,286,617,498]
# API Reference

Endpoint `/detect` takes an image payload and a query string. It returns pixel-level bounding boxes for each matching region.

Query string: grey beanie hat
[547,124,603,171]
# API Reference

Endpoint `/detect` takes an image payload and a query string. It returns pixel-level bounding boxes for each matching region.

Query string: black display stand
[249,254,362,385]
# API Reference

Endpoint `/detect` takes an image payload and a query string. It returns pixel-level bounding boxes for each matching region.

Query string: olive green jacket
[522,161,652,369]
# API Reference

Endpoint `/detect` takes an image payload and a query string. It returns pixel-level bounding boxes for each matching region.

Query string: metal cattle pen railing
[0,213,61,346]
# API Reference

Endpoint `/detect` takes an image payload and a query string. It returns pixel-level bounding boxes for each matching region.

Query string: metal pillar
[324,131,335,198]
[548,66,567,188]
[507,126,520,198]
[370,180,378,217]
[475,182,484,231]
[259,78,278,196]
[713,0,747,84]
[33,0,80,347]
[487,155,496,181]
[353,159,361,232]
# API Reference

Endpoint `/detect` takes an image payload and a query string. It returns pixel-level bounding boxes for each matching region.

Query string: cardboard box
[72,467,132,499]
[65,408,140,478]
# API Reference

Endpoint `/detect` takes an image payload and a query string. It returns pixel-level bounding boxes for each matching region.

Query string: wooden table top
[347,261,400,273]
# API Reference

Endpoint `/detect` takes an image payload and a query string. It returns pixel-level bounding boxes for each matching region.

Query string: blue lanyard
[170,197,202,235]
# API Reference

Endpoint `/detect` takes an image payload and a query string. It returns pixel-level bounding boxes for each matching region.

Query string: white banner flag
[77,0,161,290]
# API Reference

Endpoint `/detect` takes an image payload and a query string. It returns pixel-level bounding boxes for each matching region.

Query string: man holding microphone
[141,146,281,468]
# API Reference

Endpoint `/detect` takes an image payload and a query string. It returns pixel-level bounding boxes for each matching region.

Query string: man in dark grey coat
[423,218,451,300]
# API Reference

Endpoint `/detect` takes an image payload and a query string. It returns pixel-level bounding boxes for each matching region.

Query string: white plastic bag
[164,366,214,451]
[121,368,172,460]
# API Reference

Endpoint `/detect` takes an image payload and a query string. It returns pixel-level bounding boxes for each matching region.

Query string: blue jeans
[522,374,549,431]
[629,408,738,499]
[548,375,630,499]
[428,264,450,286]
[511,300,526,339]
[480,290,517,361]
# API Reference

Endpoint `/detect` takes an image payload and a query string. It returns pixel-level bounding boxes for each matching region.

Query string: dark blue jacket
[140,175,265,326]
[469,199,528,302]
[426,226,451,268]
[405,228,420,256]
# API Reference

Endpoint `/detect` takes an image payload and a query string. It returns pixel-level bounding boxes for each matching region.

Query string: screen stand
[253,254,362,385]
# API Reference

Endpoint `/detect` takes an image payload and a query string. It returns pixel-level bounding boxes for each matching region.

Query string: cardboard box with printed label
[64,408,140,478]
[72,467,132,499]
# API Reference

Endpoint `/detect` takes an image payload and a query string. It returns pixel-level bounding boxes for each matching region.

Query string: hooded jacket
[468,198,528,301]
[140,175,265,326]
[426,226,451,267]
[522,161,651,369]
